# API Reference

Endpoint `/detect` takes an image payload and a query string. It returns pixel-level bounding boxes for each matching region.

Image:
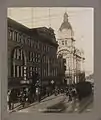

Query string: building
[57,54,66,85]
[57,12,85,84]
[8,18,60,90]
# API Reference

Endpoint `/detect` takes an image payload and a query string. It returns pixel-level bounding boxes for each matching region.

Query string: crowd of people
[7,82,93,111]
[7,84,78,110]
[54,85,78,101]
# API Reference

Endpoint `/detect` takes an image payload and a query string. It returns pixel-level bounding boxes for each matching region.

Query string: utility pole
[31,7,34,28]
[49,8,51,27]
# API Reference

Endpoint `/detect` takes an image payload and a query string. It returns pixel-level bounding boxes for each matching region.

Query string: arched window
[62,40,64,45]
[65,40,67,45]
[11,47,26,80]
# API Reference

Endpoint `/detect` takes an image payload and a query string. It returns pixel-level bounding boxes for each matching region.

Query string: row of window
[12,64,57,78]
[8,27,54,52]
[13,65,41,78]
[41,68,58,77]
[29,52,41,63]
[58,39,72,46]
[13,48,58,64]
[13,49,23,60]
[13,65,26,78]
[13,48,41,63]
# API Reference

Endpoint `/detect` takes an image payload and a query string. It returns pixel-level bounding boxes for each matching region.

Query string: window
[32,52,34,62]
[37,42,39,49]
[44,69,46,77]
[12,31,15,41]
[31,52,33,61]
[17,49,20,60]
[21,66,23,77]
[36,67,38,72]
[15,65,17,77]
[62,41,64,45]
[38,54,40,62]
[22,34,25,44]
[24,36,27,44]
[35,53,37,62]
[65,40,67,45]
[34,67,36,72]
[21,50,23,60]
[30,67,33,76]
[68,39,71,46]
[19,33,23,43]
[15,31,18,41]
[38,70,40,75]
[39,43,42,50]
[14,49,17,59]
[30,40,33,47]
[8,28,13,40]
[19,49,21,59]
[33,67,35,72]
[17,66,19,77]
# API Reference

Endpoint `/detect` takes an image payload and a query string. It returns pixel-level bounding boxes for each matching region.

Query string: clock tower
[57,12,76,84]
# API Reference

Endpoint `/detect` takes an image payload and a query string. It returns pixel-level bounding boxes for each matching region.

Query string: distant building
[57,12,85,84]
[57,54,66,85]
[8,18,60,89]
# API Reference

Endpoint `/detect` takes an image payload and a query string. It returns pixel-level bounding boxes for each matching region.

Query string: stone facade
[57,12,85,84]
[8,18,59,89]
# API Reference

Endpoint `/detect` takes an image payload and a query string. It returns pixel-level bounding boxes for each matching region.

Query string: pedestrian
[20,90,26,108]
[7,90,12,110]
[36,87,41,102]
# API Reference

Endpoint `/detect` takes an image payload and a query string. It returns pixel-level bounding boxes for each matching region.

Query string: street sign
[51,80,54,84]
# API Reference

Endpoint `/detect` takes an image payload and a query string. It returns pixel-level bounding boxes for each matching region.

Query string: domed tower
[59,12,74,37]
[57,12,75,85]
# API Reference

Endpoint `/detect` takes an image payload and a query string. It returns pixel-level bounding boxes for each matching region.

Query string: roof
[7,17,58,47]
[59,12,74,35]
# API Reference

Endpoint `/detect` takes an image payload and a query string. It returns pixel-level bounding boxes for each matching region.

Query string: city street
[15,93,93,114]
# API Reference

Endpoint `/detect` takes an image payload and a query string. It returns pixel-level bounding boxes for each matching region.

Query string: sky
[7,7,94,76]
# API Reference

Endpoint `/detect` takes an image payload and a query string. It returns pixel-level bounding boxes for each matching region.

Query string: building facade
[57,54,66,85]
[8,18,59,89]
[57,12,85,84]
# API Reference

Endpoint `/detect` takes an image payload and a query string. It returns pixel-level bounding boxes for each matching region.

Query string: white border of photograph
[0,0,100,120]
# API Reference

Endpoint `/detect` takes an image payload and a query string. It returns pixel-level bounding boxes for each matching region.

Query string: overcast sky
[7,7,94,75]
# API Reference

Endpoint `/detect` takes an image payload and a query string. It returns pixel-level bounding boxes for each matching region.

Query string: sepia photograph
[7,7,94,114]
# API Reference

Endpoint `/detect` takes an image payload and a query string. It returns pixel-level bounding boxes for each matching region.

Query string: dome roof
[59,12,73,33]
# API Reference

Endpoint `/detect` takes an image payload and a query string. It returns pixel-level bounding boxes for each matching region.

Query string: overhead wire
[11,9,90,22]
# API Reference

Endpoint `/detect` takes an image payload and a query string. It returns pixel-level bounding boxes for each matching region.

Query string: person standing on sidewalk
[7,90,12,110]
[36,86,41,102]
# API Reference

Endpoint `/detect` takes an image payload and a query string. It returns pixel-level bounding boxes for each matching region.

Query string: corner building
[8,18,59,89]
[57,12,85,84]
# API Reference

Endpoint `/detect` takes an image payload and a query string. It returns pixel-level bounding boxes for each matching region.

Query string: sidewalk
[8,94,52,113]
[7,102,21,113]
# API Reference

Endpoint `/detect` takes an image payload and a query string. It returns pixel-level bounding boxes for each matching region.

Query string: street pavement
[16,93,93,113]
[17,94,65,113]
[80,100,93,113]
